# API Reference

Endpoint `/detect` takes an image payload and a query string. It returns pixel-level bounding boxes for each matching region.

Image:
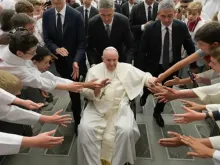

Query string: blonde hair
[0,71,22,95]
[187,2,202,14]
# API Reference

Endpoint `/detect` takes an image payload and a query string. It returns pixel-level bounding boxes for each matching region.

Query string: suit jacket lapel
[80,7,84,19]
[51,9,57,34]
[126,3,129,16]
[152,3,158,20]
[89,7,95,19]
[63,6,70,35]
[110,15,117,40]
[172,20,177,56]
[140,2,147,22]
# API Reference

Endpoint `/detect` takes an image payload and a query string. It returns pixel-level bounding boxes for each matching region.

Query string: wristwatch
[205,111,211,119]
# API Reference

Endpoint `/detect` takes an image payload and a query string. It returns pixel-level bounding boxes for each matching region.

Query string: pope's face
[102,49,119,72]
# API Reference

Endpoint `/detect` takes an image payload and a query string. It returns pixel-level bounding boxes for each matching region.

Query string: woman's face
[209,56,220,73]
[34,55,52,72]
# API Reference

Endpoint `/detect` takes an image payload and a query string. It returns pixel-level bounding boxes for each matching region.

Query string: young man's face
[180,2,189,14]
[187,10,200,22]
[17,46,37,60]
[209,57,220,73]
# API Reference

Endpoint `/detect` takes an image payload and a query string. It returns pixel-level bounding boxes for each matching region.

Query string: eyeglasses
[25,51,37,56]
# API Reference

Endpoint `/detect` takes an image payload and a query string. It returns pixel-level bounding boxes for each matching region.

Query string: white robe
[78,62,153,165]
[0,45,57,92]
[203,0,220,19]
[0,97,40,155]
[0,88,16,105]
[192,82,220,104]
[25,60,74,96]
[209,136,220,165]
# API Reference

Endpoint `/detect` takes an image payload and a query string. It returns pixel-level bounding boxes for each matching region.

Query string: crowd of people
[0,0,220,165]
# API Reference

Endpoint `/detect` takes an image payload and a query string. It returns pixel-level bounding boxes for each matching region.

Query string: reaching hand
[84,79,102,89]
[68,83,83,93]
[41,90,49,98]
[181,100,206,111]
[20,99,44,110]
[158,131,184,147]
[155,73,167,83]
[49,109,72,127]
[154,86,178,103]
[173,106,206,124]
[148,82,166,94]
[180,136,215,158]
[31,130,64,148]
[100,78,111,87]
[164,76,181,86]
[71,62,79,80]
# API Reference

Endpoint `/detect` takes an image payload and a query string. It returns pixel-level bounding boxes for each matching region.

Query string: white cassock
[25,60,74,96]
[0,93,40,155]
[0,0,16,10]
[0,45,58,92]
[202,0,220,19]
[209,136,220,165]
[0,88,16,105]
[191,82,220,104]
[197,69,220,86]
[78,62,153,165]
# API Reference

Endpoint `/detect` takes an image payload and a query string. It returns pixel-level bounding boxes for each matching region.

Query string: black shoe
[140,96,147,106]
[153,113,164,127]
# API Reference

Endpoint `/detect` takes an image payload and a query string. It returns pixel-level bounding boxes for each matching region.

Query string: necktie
[85,9,88,36]
[148,6,152,21]
[106,24,110,38]
[57,13,63,41]
[163,27,170,70]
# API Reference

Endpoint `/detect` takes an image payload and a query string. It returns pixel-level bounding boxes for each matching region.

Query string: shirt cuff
[141,24,145,31]
[213,150,220,160]
[210,136,220,150]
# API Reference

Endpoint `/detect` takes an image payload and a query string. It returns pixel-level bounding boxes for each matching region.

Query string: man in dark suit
[87,0,134,65]
[76,0,98,35]
[129,0,158,65]
[43,0,86,134]
[138,0,195,127]
[121,0,137,18]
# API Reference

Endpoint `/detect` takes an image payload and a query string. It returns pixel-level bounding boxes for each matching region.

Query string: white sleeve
[0,132,23,155]
[210,136,220,150]
[192,83,220,104]
[0,105,40,125]
[198,69,219,81]
[41,71,73,84]
[206,104,220,112]
[213,150,220,164]
[141,24,145,31]
[20,67,57,92]
[0,88,15,105]
[80,70,101,101]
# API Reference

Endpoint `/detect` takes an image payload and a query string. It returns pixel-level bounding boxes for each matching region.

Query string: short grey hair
[158,0,175,12]
[98,0,115,9]
[103,46,119,56]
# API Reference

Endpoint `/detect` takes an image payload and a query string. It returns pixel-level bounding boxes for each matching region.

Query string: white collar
[161,22,173,30]
[144,1,154,9]
[83,5,92,11]
[1,46,26,66]
[55,4,67,16]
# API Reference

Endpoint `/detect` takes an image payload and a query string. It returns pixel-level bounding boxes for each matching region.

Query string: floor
[0,64,217,165]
